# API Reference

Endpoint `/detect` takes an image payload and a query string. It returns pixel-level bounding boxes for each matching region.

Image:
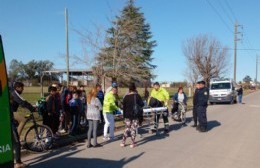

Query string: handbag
[133,94,142,118]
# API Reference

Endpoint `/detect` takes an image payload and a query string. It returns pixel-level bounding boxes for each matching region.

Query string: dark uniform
[192,88,199,127]
[196,84,209,132]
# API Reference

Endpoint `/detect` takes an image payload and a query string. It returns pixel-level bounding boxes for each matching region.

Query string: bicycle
[21,110,54,152]
[171,101,187,125]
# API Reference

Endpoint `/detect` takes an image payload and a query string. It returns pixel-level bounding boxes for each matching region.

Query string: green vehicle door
[0,35,14,168]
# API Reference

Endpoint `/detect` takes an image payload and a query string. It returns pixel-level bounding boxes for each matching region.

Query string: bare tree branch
[183,34,229,85]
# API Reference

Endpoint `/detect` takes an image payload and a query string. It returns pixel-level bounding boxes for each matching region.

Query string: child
[69,90,83,136]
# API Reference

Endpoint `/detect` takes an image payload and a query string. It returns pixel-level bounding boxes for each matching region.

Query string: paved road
[23,91,260,168]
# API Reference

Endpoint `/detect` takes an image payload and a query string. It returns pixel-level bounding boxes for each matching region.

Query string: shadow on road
[207,120,221,131]
[25,147,145,168]
[167,117,193,132]
[24,143,85,165]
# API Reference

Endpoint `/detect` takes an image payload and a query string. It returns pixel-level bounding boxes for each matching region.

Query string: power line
[214,48,260,51]
[224,0,238,21]
[237,48,260,51]
[205,0,233,34]
[242,36,256,62]
[216,0,234,25]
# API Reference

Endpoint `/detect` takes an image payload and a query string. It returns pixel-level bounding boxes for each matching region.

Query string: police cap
[197,80,206,85]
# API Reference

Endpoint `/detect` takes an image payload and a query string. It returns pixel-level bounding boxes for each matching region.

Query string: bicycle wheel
[181,111,186,123]
[24,124,53,152]
[179,103,186,123]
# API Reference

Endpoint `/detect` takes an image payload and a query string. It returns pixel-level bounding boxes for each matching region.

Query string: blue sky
[1,0,260,83]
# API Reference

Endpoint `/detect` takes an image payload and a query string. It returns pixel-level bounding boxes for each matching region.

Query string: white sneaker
[130,144,136,148]
[103,137,110,141]
[59,129,66,133]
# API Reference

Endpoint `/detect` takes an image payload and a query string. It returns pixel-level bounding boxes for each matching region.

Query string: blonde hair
[87,87,97,104]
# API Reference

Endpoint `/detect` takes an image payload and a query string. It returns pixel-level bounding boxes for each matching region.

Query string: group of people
[9,82,105,168]
[9,80,211,168]
[39,83,106,139]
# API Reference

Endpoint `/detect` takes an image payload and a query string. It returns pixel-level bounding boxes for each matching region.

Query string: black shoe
[182,123,187,127]
[196,125,201,131]
[164,129,169,134]
[198,128,207,133]
[87,144,93,148]
[199,129,207,132]
[93,144,103,148]
[150,128,156,133]
[191,124,197,128]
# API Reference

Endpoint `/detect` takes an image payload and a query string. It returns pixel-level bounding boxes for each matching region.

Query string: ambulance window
[211,83,231,90]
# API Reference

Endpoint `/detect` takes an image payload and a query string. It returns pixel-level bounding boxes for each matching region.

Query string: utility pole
[234,22,237,82]
[234,21,243,83]
[65,8,69,87]
[256,55,259,88]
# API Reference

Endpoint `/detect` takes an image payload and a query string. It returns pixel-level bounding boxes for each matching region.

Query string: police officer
[191,82,200,127]
[196,81,209,132]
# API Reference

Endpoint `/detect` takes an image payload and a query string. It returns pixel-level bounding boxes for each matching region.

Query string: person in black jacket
[10,81,36,168]
[120,83,144,148]
[196,81,209,132]
[46,86,61,137]
[11,82,36,136]
[191,82,200,127]
[237,85,243,104]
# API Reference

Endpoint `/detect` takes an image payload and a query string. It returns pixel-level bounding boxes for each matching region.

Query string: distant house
[161,83,171,88]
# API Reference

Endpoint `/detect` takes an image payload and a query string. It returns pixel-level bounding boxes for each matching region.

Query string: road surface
[22,91,260,168]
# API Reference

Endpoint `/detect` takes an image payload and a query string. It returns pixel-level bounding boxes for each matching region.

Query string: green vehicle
[0,35,14,168]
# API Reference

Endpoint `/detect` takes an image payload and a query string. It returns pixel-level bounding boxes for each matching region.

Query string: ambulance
[209,78,237,104]
[0,35,14,168]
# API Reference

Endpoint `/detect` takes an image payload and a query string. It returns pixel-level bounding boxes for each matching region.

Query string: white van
[209,78,237,104]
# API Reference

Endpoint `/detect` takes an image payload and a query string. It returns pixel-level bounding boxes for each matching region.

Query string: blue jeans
[238,95,243,103]
[70,112,79,135]
[103,113,115,138]
[87,120,98,146]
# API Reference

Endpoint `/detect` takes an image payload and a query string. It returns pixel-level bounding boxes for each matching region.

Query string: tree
[184,61,200,86]
[243,75,252,83]
[183,34,229,86]
[8,59,26,81]
[8,59,54,84]
[35,60,54,82]
[23,60,38,82]
[74,24,107,85]
[96,0,157,84]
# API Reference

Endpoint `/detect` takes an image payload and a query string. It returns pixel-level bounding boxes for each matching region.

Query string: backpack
[37,97,47,116]
[133,94,143,118]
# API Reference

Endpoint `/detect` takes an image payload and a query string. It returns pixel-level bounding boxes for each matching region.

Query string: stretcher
[143,107,168,135]
[114,107,168,136]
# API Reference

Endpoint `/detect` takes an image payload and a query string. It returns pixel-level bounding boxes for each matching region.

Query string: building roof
[42,69,93,76]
